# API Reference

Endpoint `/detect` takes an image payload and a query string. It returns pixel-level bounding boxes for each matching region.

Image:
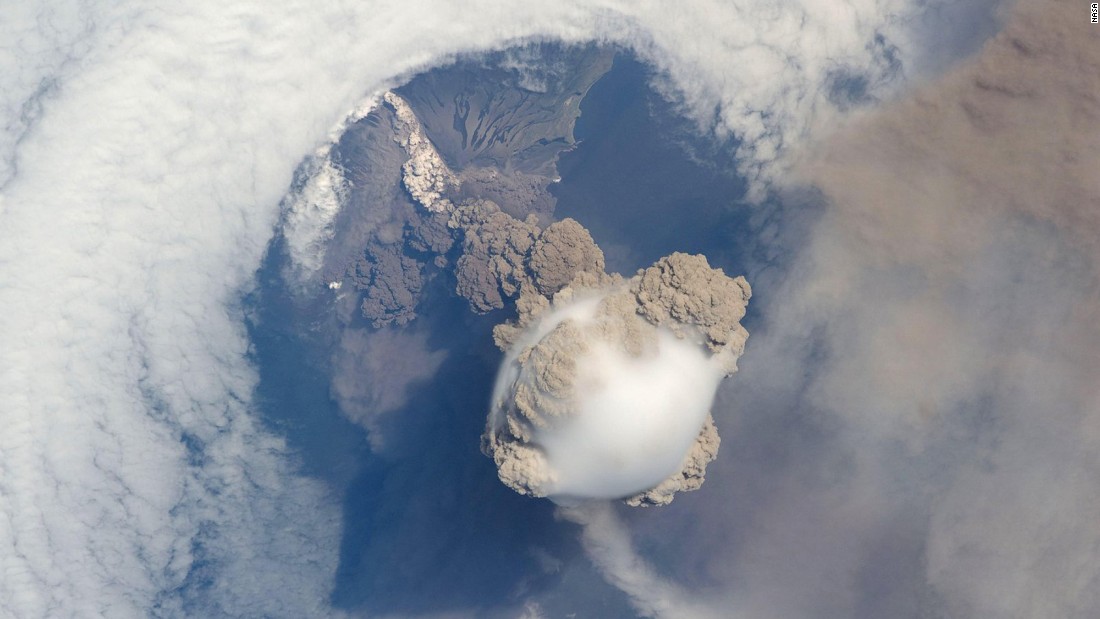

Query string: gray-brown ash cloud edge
[485,253,751,507]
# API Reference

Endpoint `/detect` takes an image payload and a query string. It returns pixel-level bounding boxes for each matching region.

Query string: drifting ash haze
[485,254,751,506]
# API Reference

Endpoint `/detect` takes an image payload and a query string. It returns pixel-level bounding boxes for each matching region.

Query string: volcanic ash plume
[483,253,751,506]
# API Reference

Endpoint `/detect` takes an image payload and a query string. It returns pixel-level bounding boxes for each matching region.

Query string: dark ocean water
[553,54,749,277]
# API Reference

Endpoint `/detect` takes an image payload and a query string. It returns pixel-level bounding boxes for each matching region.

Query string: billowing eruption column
[484,253,751,506]
[345,92,753,508]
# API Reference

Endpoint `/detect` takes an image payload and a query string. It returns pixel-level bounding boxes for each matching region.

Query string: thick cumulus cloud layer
[0,0,1001,617]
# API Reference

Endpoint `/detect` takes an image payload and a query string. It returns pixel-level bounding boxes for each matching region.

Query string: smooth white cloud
[547,331,720,498]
